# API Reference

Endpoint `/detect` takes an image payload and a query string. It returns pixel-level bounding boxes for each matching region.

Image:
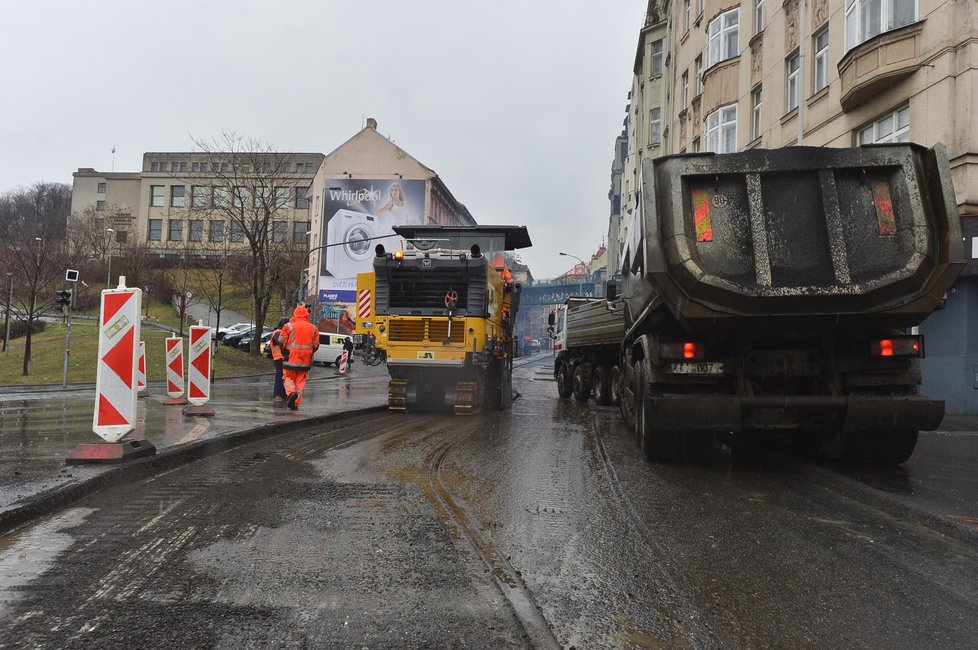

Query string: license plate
[670,362,724,375]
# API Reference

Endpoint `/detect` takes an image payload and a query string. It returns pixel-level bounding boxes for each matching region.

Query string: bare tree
[184,133,309,354]
[0,182,72,375]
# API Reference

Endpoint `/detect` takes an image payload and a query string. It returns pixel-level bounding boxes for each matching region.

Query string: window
[857,105,910,144]
[304,162,313,173]
[696,0,704,18]
[786,52,800,112]
[682,71,689,109]
[209,220,225,243]
[707,9,740,67]
[170,163,178,173]
[295,186,310,209]
[96,200,106,212]
[845,0,916,51]
[213,186,229,208]
[751,86,763,140]
[694,56,703,95]
[189,219,203,242]
[705,104,738,153]
[212,162,221,173]
[192,185,207,208]
[692,137,701,152]
[684,0,691,31]
[651,40,663,76]
[148,219,162,241]
[221,163,229,172]
[168,220,183,242]
[151,162,160,172]
[191,162,200,172]
[755,0,765,34]
[230,220,245,243]
[273,221,288,243]
[97,182,106,193]
[275,186,290,209]
[293,220,310,244]
[233,186,246,208]
[813,27,829,93]
[649,108,662,145]
[150,185,164,207]
[171,185,185,208]
[254,186,270,208]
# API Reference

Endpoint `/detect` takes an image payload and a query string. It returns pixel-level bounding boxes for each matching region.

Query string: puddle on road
[0,508,96,616]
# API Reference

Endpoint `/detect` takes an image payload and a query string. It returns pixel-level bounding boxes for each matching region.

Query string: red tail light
[870,336,923,358]
[659,341,705,360]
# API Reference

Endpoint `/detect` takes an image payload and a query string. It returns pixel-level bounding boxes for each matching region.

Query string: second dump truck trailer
[557,144,965,465]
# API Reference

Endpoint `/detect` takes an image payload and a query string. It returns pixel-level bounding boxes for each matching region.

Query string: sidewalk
[0,362,389,530]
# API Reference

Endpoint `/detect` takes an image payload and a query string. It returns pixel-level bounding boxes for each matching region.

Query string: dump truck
[550,296,626,406]
[356,225,531,414]
[598,144,964,464]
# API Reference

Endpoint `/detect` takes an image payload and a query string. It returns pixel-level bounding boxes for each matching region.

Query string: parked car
[313,332,352,367]
[216,322,251,342]
[237,328,273,352]
[224,326,258,347]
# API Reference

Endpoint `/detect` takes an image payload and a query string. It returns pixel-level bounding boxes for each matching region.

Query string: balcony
[838,21,925,112]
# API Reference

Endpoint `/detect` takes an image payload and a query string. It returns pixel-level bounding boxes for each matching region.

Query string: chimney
[366,117,378,130]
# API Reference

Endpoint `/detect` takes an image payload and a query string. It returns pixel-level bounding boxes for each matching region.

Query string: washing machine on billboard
[325,209,397,278]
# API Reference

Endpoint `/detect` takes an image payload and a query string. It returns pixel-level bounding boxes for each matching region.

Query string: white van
[313,332,352,367]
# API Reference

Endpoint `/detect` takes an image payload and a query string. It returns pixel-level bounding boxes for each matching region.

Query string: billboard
[318,178,425,278]
[317,178,425,333]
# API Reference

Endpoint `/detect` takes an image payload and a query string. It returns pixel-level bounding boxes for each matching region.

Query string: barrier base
[183,404,215,417]
[65,440,157,466]
[163,396,188,406]
[137,390,149,399]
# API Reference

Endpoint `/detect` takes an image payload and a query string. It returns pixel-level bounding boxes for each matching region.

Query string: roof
[393,225,532,250]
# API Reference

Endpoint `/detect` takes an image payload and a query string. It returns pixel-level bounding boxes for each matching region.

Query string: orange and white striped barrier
[67,276,156,464]
[338,349,349,374]
[163,336,188,406]
[136,340,147,396]
[357,288,371,319]
[184,323,215,416]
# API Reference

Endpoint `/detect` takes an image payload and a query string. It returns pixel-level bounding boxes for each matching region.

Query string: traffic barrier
[357,288,371,319]
[163,336,188,406]
[183,323,215,417]
[338,349,349,374]
[136,340,147,397]
[67,276,156,464]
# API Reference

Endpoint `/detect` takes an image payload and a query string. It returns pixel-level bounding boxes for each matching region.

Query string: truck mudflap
[647,395,944,433]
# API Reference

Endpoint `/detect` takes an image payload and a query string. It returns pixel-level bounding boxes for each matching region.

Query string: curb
[776,453,978,548]
[0,404,387,538]
[0,372,276,394]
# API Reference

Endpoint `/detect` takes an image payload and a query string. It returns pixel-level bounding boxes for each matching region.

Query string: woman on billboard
[376,182,415,225]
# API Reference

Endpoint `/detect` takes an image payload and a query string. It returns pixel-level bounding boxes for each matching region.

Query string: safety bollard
[136,340,148,397]
[163,335,188,406]
[183,322,215,417]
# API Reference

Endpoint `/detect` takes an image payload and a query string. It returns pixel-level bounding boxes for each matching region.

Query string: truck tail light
[870,336,923,358]
[659,341,705,360]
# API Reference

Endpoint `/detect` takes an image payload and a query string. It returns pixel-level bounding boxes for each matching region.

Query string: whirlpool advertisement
[317,178,425,332]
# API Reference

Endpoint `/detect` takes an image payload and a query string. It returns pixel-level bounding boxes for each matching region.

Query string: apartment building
[620,0,978,410]
[71,151,324,253]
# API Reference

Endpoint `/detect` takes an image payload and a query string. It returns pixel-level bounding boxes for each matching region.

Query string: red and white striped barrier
[184,324,215,416]
[164,336,187,405]
[91,279,141,442]
[338,349,349,374]
[357,288,371,319]
[136,340,147,396]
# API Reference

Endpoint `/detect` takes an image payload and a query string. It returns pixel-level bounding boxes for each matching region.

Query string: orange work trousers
[283,368,310,405]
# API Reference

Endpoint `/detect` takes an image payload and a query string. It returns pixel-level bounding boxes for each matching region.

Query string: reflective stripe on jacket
[281,320,319,370]
[270,328,284,361]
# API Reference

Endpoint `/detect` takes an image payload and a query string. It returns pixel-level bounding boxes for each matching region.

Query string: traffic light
[57,289,72,309]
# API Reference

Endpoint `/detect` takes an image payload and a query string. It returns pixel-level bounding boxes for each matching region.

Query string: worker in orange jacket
[280,305,319,410]
[270,317,289,403]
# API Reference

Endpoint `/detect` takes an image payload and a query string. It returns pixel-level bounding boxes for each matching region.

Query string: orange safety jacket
[281,305,319,371]
[270,328,285,361]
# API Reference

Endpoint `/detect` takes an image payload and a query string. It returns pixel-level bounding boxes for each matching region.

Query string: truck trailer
[560,144,965,465]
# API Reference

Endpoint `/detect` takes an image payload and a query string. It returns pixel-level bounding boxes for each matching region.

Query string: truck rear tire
[636,365,713,462]
[592,366,611,406]
[572,364,590,402]
[609,365,622,407]
[556,363,572,399]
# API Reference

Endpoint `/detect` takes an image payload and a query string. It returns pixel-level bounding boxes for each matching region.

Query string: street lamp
[105,228,115,288]
[559,251,586,296]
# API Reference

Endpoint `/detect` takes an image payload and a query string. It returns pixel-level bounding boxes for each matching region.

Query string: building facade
[71,152,324,254]
[620,0,978,410]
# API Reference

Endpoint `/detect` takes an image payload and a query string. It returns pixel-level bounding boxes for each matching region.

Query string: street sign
[92,283,141,442]
[65,269,79,282]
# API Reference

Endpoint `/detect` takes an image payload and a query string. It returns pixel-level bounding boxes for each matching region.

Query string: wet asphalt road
[1,356,977,647]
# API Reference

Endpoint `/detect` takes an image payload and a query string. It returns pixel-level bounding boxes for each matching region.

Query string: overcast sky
[0,0,646,279]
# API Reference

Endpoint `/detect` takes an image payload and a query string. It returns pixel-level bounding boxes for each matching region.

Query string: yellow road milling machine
[355,225,531,414]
